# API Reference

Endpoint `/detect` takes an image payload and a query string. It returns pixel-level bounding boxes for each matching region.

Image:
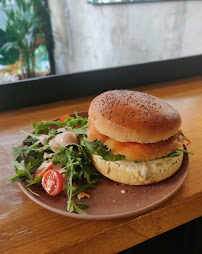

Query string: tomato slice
[42,169,63,196]
[58,115,70,122]
[34,161,53,178]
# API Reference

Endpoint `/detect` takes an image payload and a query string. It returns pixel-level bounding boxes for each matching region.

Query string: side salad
[10,113,122,215]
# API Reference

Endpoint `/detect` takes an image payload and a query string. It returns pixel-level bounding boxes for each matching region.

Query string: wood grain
[0,76,202,254]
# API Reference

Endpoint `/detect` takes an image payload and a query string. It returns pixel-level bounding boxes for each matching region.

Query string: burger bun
[88,90,181,143]
[90,150,183,185]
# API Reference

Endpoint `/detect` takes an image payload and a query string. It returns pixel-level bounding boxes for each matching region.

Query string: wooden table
[0,77,202,254]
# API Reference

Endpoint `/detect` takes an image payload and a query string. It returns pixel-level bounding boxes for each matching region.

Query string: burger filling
[86,123,186,162]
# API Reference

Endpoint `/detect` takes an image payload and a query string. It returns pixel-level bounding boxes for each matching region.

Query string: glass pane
[0,0,201,85]
[0,0,54,84]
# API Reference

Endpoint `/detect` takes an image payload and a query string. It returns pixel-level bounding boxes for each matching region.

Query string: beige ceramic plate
[18,112,189,220]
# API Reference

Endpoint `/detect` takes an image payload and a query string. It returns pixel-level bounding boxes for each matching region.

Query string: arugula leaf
[10,150,44,184]
[66,147,76,212]
[133,150,181,164]
[20,130,39,140]
[176,148,194,155]
[27,153,44,174]
[23,136,37,145]
[9,160,32,183]
[42,113,88,130]
[161,148,194,159]
[41,120,67,128]
[48,128,58,136]
[72,125,88,135]
[9,167,27,183]
[70,201,87,215]
[11,142,40,160]
[162,150,180,158]
[11,146,29,160]
[65,113,88,129]
[26,187,40,197]
[52,148,69,166]
[10,160,26,171]
[84,140,125,161]
[32,121,50,134]
[26,176,42,187]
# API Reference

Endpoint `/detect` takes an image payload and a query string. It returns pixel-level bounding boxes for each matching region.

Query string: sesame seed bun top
[88,90,181,143]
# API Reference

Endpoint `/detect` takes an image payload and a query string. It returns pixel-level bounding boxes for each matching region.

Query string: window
[0,0,202,111]
[0,0,55,84]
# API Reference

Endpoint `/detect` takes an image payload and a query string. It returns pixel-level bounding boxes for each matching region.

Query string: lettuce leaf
[32,121,50,134]
[83,140,125,161]
[162,150,180,158]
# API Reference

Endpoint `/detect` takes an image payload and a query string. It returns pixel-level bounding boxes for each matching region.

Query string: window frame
[1,54,202,112]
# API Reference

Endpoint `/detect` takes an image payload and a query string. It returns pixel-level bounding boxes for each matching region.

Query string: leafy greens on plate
[10,113,126,215]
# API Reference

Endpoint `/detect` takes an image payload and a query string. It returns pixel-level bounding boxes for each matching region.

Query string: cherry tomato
[42,169,63,196]
[58,115,70,122]
[34,161,53,178]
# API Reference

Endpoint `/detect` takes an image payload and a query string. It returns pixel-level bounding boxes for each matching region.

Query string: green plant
[0,28,20,65]
[0,0,49,78]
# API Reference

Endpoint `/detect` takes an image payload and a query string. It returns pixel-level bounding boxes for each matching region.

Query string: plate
[18,112,189,220]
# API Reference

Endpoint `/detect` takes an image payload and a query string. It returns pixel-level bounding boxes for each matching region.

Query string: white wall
[48,0,202,74]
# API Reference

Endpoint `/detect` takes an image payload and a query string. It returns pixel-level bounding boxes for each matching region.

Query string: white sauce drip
[38,160,52,170]
[43,152,53,159]
[36,134,49,145]
[49,131,78,152]
[57,127,67,133]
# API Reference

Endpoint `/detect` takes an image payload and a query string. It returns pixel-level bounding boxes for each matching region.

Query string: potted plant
[0,0,49,79]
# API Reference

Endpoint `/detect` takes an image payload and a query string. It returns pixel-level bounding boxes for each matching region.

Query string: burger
[85,89,190,185]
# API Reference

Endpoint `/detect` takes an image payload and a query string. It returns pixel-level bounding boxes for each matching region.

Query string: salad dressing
[49,131,79,152]
[36,134,49,145]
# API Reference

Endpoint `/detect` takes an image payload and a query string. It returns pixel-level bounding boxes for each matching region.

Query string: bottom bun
[90,150,184,185]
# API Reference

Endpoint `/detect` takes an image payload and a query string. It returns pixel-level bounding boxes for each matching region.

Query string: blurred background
[0,0,202,84]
